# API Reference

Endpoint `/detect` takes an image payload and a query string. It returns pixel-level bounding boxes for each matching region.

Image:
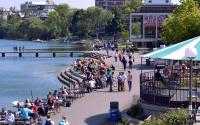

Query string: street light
[185,47,197,125]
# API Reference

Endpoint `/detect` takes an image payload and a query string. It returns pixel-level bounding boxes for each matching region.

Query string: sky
[0,0,95,9]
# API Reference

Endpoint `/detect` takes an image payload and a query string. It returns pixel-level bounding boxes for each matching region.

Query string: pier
[0,51,97,58]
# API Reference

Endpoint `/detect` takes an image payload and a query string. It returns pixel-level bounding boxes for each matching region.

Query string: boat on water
[33,38,45,43]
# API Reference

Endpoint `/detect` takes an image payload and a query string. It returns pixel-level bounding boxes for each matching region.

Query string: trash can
[109,101,121,122]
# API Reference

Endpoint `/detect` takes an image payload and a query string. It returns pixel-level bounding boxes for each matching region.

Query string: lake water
[0,39,89,109]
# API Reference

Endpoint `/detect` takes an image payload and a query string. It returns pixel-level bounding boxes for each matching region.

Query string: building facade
[21,0,56,19]
[130,0,178,48]
[95,0,125,10]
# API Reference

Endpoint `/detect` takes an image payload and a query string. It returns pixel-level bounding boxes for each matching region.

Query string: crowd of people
[0,90,70,125]
[0,45,136,124]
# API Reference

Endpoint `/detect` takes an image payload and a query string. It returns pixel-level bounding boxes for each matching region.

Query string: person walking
[114,52,118,62]
[127,71,133,92]
[128,59,133,69]
[128,52,132,60]
[122,56,127,70]
[106,47,109,55]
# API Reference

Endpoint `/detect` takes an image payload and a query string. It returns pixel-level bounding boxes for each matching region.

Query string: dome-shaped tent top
[142,36,200,61]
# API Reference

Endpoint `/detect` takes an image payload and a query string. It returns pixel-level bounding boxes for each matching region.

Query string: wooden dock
[0,51,97,57]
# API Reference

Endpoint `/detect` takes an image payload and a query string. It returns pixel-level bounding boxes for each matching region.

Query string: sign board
[144,15,167,26]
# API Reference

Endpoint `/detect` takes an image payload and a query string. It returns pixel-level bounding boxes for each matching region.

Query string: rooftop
[135,4,178,13]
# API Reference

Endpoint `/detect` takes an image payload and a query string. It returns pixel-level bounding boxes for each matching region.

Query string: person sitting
[155,70,162,78]
[47,97,55,110]
[21,104,33,121]
[43,115,54,125]
[25,98,31,107]
[59,116,69,125]
[29,103,38,112]
[155,70,165,83]
[1,107,7,120]
[53,90,58,100]
[5,111,15,124]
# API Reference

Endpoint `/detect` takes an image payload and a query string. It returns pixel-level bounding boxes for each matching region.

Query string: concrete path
[51,50,146,125]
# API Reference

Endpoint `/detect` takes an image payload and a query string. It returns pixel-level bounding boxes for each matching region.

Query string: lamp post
[185,47,197,125]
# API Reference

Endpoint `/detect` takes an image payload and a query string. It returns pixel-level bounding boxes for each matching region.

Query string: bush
[143,117,163,125]
[161,109,187,125]
[142,109,187,125]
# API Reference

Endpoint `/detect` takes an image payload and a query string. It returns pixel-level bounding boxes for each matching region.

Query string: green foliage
[132,22,141,38]
[161,109,187,125]
[6,17,22,39]
[54,4,70,37]
[0,2,141,40]
[161,0,200,44]
[124,0,142,17]
[142,109,188,125]
[106,7,125,35]
[70,7,113,38]
[86,7,113,36]
[0,19,8,38]
[45,11,62,38]
[18,17,47,40]
[120,30,130,42]
[70,9,91,37]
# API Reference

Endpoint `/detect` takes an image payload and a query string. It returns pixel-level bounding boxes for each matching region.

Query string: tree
[120,30,130,42]
[124,0,142,15]
[161,0,200,44]
[106,7,125,36]
[132,22,141,38]
[18,17,46,40]
[6,16,22,39]
[86,7,113,36]
[0,19,8,38]
[54,4,70,37]
[45,11,62,39]
[70,9,91,38]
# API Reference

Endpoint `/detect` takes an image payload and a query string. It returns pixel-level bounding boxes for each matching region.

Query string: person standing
[117,73,122,91]
[108,72,114,92]
[127,71,133,92]
[121,72,126,91]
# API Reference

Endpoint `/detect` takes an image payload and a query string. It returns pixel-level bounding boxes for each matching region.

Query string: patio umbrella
[142,36,200,61]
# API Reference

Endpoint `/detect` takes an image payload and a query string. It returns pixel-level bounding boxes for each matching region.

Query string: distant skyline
[0,0,181,10]
[0,0,95,9]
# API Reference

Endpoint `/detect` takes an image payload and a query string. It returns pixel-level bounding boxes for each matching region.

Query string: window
[149,0,152,3]
[166,0,169,3]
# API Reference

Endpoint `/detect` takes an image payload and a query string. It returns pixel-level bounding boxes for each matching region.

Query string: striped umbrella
[142,36,200,61]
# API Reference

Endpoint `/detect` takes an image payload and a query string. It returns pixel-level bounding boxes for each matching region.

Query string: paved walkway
[51,50,145,125]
